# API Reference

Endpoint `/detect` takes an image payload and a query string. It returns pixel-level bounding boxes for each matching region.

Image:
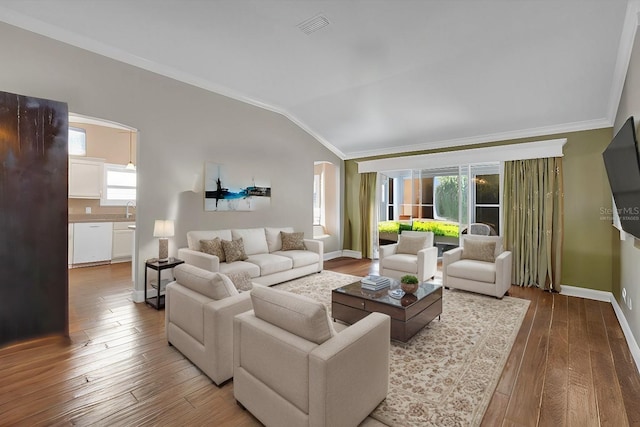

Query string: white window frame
[101,163,136,206]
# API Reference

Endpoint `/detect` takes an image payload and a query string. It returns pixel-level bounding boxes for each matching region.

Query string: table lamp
[153,219,174,262]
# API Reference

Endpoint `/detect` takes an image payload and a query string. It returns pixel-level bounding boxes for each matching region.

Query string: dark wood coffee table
[331,279,442,343]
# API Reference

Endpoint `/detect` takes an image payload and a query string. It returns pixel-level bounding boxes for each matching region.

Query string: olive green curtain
[503,157,564,291]
[359,172,377,259]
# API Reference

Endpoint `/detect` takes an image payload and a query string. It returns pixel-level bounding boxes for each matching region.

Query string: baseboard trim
[324,251,343,261]
[341,250,362,259]
[131,289,146,303]
[559,285,611,302]
[560,285,640,374]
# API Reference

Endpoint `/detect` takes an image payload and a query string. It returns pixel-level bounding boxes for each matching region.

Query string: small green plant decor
[400,274,419,294]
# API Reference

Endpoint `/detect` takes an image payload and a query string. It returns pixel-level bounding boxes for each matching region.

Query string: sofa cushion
[273,250,319,268]
[246,253,293,276]
[173,264,239,300]
[251,286,334,345]
[187,230,232,251]
[199,237,225,262]
[222,238,249,262]
[231,228,269,256]
[225,271,253,292]
[461,239,496,262]
[447,259,496,283]
[220,261,260,278]
[265,227,294,252]
[397,234,429,255]
[281,231,306,251]
[380,254,418,274]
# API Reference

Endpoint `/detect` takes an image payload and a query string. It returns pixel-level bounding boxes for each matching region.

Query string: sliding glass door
[376,162,501,257]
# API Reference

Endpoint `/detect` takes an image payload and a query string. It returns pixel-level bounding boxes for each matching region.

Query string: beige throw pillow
[224,271,253,292]
[280,231,306,251]
[397,234,428,255]
[199,237,225,262]
[461,239,497,262]
[221,238,248,263]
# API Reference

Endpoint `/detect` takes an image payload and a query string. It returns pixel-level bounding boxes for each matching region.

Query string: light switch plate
[85,207,91,214]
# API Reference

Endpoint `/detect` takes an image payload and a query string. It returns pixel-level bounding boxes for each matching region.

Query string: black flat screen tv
[603,116,640,239]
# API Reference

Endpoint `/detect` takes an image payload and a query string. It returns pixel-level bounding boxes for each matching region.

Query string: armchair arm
[379,243,398,260]
[304,239,324,271]
[495,250,513,297]
[309,312,390,427]
[417,246,438,282]
[177,247,220,272]
[442,247,463,287]
[203,292,253,384]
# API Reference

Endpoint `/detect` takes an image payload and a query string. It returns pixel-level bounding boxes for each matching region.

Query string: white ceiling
[0,0,636,159]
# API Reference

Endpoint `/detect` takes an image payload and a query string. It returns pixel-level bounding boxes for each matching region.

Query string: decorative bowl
[400,282,419,294]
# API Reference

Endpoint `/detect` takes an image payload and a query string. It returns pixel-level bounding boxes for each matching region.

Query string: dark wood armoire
[0,90,69,346]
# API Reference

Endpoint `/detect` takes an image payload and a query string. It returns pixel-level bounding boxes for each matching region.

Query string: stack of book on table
[361,275,391,291]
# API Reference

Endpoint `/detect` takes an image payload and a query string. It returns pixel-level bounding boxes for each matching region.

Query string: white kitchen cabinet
[112,222,135,261]
[69,157,104,199]
[72,222,113,264]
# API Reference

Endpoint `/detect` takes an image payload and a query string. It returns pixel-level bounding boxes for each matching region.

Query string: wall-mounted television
[603,116,640,239]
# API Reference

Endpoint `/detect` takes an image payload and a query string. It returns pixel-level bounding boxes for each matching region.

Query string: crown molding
[345,118,608,160]
[607,1,640,124]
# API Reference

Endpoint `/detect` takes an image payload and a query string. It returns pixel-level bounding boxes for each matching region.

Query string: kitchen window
[101,163,136,206]
[68,127,86,156]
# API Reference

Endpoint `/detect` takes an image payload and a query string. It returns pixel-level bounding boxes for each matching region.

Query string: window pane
[475,174,499,204]
[107,170,136,187]
[68,127,86,156]
[475,206,499,232]
[107,188,136,200]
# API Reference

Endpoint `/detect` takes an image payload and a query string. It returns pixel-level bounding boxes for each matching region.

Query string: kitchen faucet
[126,200,136,219]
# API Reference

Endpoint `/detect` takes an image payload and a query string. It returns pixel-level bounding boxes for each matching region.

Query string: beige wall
[346,127,615,290]
[613,29,640,346]
[0,22,341,295]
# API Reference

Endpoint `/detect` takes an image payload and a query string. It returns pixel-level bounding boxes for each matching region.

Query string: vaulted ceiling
[0,0,635,159]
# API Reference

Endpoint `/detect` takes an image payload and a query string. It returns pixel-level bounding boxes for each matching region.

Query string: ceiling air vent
[297,14,330,35]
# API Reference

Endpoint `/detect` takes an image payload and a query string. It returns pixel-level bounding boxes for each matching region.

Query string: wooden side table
[144,257,184,309]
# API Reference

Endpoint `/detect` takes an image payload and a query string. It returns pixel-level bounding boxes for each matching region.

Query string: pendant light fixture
[126,130,136,170]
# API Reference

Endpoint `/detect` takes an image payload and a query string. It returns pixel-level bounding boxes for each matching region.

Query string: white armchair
[443,235,512,298]
[380,231,438,282]
[234,286,390,427]
[165,264,253,385]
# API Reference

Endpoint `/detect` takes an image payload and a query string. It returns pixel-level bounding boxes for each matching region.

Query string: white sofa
[177,227,323,286]
[442,235,512,298]
[165,264,253,385]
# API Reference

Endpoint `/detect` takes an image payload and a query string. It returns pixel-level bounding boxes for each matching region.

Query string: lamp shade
[153,220,174,238]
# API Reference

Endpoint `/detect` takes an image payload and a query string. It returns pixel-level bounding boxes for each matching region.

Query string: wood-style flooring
[1,259,639,426]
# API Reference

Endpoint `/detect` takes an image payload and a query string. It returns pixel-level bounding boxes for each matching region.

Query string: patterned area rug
[274,270,530,427]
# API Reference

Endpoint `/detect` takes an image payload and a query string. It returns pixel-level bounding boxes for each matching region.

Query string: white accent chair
[234,286,390,427]
[165,264,253,385]
[442,235,512,298]
[379,231,438,282]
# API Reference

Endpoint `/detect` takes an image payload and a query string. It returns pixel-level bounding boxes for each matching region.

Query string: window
[68,127,86,156]
[470,164,500,233]
[101,163,136,206]
[313,171,323,225]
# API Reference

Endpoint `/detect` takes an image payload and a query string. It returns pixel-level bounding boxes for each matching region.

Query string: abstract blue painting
[204,162,271,211]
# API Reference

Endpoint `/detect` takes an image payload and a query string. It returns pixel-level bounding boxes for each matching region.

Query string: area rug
[274,271,530,427]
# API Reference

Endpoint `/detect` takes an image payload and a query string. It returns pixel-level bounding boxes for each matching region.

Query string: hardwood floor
[1,259,639,426]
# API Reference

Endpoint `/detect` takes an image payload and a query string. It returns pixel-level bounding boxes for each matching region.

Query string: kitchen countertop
[69,214,136,223]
